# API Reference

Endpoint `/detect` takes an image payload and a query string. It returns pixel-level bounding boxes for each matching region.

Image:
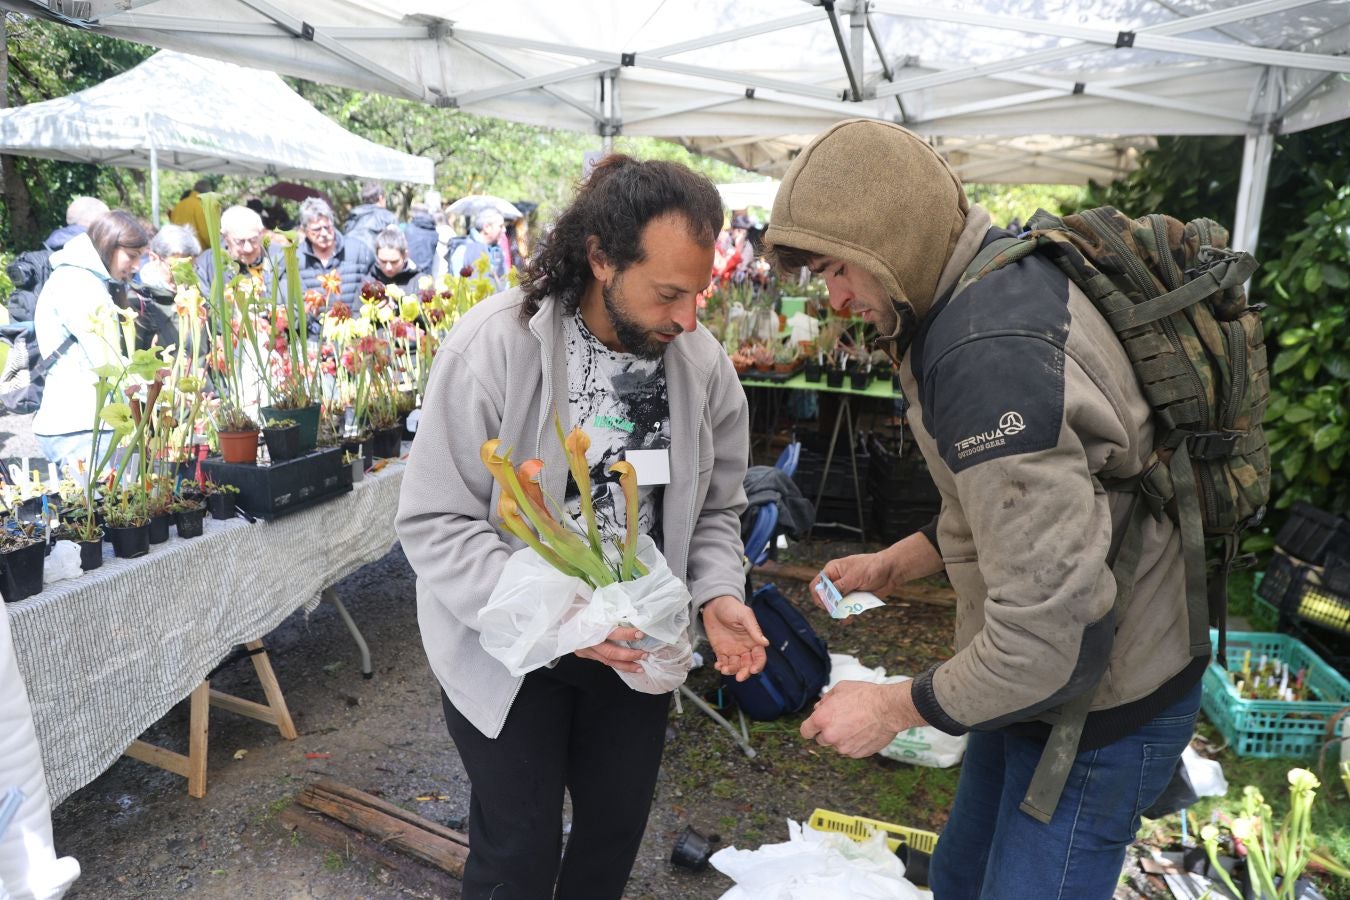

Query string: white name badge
[624,449,671,486]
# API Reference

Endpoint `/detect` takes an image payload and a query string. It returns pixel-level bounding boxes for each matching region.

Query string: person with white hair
[42,196,110,252]
[192,204,282,299]
[133,224,205,352]
[448,207,509,291]
[291,196,375,327]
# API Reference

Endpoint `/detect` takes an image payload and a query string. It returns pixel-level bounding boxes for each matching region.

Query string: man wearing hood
[342,181,398,253]
[770,120,1200,898]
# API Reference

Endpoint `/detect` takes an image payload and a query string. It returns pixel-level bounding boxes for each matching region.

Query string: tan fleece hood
[766,119,969,326]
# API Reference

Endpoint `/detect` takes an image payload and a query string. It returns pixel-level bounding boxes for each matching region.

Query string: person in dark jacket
[291,197,375,333]
[403,202,439,275]
[193,205,283,300]
[342,181,397,253]
[367,226,421,289]
[133,224,204,354]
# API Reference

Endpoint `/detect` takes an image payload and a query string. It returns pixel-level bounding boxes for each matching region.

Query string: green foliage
[1259,184,1350,516]
[0,14,154,247]
[1084,135,1244,223]
[963,182,1087,230]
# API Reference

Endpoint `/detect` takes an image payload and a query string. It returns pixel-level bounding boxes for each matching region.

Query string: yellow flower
[399,297,422,323]
[1230,817,1255,842]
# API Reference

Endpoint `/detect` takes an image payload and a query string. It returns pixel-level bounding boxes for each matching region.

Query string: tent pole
[149,145,160,226]
[1233,131,1274,255]
[601,72,614,153]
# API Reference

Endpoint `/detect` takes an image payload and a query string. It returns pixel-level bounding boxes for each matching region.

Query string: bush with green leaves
[1258,183,1350,524]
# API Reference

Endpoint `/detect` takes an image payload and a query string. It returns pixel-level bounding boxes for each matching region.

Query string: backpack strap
[1104,250,1257,332]
[30,334,78,381]
[1019,491,1151,824]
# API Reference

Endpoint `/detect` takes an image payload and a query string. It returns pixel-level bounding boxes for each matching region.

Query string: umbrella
[263,181,330,204]
[446,194,523,220]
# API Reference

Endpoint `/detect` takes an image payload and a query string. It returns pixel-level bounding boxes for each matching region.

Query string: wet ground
[45,533,953,900]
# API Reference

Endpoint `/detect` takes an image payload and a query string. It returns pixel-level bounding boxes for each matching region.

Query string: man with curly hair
[396,155,768,900]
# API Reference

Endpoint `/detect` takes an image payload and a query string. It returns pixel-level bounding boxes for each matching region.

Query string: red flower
[303,289,325,315]
[427,308,445,325]
[340,349,355,373]
[361,281,385,302]
[459,265,474,278]
[318,270,342,296]
[328,301,352,322]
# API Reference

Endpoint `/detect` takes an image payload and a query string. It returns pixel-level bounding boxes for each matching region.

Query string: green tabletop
[738,370,901,398]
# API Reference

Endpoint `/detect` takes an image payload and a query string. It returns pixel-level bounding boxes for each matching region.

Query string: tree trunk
[0,16,40,248]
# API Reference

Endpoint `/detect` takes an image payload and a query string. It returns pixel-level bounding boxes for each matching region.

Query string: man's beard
[874,301,919,361]
[603,277,677,360]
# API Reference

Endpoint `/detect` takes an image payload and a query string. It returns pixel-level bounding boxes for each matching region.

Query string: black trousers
[441,655,671,900]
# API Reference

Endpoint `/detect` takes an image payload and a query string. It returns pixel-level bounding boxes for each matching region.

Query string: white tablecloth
[7,459,405,806]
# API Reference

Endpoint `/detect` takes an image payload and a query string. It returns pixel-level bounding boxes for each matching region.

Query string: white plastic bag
[478,535,694,693]
[824,654,967,768]
[1182,746,1227,798]
[711,819,930,900]
[41,542,81,588]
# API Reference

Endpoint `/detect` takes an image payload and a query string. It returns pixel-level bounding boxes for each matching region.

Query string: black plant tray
[201,447,351,521]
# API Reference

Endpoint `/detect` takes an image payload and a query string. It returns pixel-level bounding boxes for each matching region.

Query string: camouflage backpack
[961,206,1271,822]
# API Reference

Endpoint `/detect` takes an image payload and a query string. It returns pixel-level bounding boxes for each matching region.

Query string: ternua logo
[999,411,1025,434]
[953,410,1027,459]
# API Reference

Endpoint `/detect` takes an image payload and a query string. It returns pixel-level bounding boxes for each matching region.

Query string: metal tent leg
[677,685,756,758]
[324,587,372,679]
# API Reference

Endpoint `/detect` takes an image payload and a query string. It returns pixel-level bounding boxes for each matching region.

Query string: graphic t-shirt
[562,312,671,547]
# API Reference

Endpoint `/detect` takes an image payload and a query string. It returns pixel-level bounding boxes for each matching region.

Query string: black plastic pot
[896,845,930,887]
[174,505,207,538]
[825,368,845,388]
[1,539,46,602]
[849,370,870,390]
[77,536,104,571]
[371,426,403,459]
[206,493,235,521]
[670,825,714,871]
[148,513,172,544]
[107,522,150,559]
[803,361,822,383]
[263,423,301,462]
[261,403,320,451]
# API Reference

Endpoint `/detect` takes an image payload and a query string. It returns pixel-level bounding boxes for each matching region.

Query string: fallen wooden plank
[279,805,398,872]
[296,782,467,876]
[310,778,469,849]
[753,560,956,608]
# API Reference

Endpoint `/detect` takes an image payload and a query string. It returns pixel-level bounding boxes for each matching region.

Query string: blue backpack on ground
[721,583,830,721]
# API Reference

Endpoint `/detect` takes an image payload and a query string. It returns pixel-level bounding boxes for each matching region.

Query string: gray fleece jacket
[395,289,750,738]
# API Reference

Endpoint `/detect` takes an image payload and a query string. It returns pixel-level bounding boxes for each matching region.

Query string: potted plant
[772,338,800,375]
[343,450,364,485]
[215,402,260,464]
[750,342,774,373]
[102,488,151,559]
[170,497,208,538]
[197,480,240,521]
[849,361,871,390]
[0,521,46,602]
[64,497,105,571]
[262,416,301,462]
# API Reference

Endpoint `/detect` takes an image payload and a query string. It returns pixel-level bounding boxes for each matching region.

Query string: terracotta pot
[219,429,259,465]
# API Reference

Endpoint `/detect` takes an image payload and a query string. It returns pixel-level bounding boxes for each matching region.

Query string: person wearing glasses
[291,196,375,332]
[193,205,283,301]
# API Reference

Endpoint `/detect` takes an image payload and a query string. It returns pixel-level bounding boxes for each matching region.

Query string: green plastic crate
[1200,630,1350,758]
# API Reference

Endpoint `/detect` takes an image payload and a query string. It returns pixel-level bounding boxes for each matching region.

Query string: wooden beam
[245,640,298,740]
[296,782,468,876]
[309,779,470,849]
[753,560,956,608]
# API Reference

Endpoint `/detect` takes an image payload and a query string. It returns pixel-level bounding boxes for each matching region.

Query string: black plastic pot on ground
[106,522,150,559]
[263,423,301,462]
[174,505,207,538]
[1,539,46,602]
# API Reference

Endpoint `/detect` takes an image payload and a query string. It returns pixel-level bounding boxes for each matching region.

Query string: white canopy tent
[3,0,1348,250]
[0,48,434,220]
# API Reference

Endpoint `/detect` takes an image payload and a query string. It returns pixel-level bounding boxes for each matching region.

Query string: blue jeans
[36,431,98,477]
[928,680,1200,899]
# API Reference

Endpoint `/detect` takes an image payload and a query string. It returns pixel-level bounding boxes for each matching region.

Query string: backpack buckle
[1188,430,1240,460]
